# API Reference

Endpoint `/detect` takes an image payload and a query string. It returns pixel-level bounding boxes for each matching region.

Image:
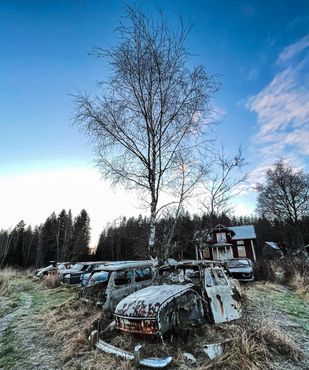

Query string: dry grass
[45,297,102,363]
[198,329,271,370]
[42,273,62,288]
[197,318,302,370]
[257,319,302,361]
[0,267,18,295]
[289,271,309,298]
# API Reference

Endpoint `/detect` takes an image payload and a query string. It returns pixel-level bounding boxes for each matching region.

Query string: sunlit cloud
[247,35,309,182]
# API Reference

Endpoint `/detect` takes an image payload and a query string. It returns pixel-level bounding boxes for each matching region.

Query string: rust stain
[115,317,159,335]
[216,294,224,315]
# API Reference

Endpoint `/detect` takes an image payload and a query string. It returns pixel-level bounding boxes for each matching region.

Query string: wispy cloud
[247,35,309,183]
[277,35,309,64]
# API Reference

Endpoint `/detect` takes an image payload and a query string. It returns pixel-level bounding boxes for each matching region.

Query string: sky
[0,0,308,245]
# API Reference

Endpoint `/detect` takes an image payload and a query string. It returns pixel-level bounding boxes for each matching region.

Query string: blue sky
[0,1,308,244]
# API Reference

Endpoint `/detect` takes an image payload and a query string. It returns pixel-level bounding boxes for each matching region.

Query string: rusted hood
[115,284,195,319]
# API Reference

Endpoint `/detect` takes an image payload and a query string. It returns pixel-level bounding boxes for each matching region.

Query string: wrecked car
[114,260,241,336]
[224,258,254,281]
[32,261,72,279]
[80,260,154,312]
[62,262,106,285]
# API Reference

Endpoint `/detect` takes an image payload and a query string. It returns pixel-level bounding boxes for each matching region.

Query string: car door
[204,267,241,324]
[107,269,134,311]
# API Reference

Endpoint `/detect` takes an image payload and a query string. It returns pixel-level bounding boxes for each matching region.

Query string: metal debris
[203,343,223,360]
[91,334,173,368]
[183,352,197,363]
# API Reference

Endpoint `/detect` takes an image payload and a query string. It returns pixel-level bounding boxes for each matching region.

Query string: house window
[217,232,226,243]
[237,240,244,245]
[237,245,246,257]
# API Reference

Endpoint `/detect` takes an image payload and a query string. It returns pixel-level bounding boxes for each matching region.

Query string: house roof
[227,225,256,240]
[265,241,280,250]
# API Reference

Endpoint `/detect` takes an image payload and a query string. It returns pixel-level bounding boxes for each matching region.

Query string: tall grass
[41,273,62,289]
[281,256,309,297]
[0,267,17,295]
[198,319,302,370]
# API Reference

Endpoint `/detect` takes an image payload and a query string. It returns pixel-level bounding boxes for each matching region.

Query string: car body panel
[114,260,241,336]
[80,261,154,312]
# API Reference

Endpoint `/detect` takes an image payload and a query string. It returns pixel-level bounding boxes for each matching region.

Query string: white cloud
[0,167,143,246]
[277,35,309,64]
[247,35,309,180]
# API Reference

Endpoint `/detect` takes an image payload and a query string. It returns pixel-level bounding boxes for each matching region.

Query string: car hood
[227,266,253,273]
[115,284,194,319]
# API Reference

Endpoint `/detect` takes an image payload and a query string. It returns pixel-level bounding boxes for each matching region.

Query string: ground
[0,274,308,370]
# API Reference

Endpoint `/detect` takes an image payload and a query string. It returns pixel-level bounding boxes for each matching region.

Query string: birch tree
[201,147,247,231]
[74,6,217,256]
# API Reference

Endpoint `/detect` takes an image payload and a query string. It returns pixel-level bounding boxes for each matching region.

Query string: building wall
[208,227,257,261]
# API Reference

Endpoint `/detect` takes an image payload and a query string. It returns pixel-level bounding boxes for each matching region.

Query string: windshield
[226,259,249,267]
[87,271,109,286]
[72,263,84,270]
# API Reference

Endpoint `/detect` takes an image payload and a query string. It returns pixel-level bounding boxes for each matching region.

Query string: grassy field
[0,271,308,370]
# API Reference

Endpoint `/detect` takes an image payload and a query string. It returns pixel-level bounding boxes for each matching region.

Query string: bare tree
[74,6,217,256]
[156,154,204,261]
[0,229,13,267]
[201,147,248,231]
[257,160,309,252]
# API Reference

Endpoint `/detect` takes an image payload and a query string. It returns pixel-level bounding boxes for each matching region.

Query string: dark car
[62,262,102,285]
[224,258,254,281]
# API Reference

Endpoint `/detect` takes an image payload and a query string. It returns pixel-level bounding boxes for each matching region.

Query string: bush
[254,259,276,282]
[280,256,309,296]
[42,273,62,288]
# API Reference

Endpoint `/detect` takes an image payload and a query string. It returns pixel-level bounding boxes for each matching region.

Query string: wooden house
[203,224,257,262]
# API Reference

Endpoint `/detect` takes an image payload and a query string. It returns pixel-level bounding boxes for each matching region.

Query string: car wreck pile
[33,259,243,368]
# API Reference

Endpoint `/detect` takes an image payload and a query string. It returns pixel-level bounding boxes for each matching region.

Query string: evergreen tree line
[0,209,91,268]
[2,209,309,268]
[96,213,309,261]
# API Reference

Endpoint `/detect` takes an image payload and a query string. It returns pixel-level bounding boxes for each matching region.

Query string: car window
[72,263,84,270]
[205,269,215,287]
[135,268,152,282]
[214,269,228,285]
[114,270,133,286]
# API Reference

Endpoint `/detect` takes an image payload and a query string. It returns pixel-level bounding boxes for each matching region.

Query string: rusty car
[80,260,154,312]
[32,261,72,279]
[114,260,241,336]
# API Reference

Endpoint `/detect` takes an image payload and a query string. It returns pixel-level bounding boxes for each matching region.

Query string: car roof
[93,260,153,272]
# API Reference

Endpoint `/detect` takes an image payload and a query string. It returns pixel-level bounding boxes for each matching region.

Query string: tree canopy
[74,6,218,256]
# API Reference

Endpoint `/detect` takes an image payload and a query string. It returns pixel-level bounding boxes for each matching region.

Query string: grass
[1,271,307,370]
[0,267,19,295]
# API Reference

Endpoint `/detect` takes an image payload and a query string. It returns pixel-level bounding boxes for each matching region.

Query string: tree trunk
[148,201,157,258]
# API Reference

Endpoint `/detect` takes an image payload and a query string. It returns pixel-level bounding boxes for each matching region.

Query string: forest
[1,208,309,268]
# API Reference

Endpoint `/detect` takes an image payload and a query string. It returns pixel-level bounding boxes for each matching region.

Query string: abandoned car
[62,262,106,285]
[114,260,241,336]
[32,261,72,279]
[80,260,154,312]
[224,258,254,281]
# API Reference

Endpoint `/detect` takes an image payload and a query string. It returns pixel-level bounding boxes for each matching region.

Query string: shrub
[42,273,62,288]
[280,256,309,296]
[254,259,276,282]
